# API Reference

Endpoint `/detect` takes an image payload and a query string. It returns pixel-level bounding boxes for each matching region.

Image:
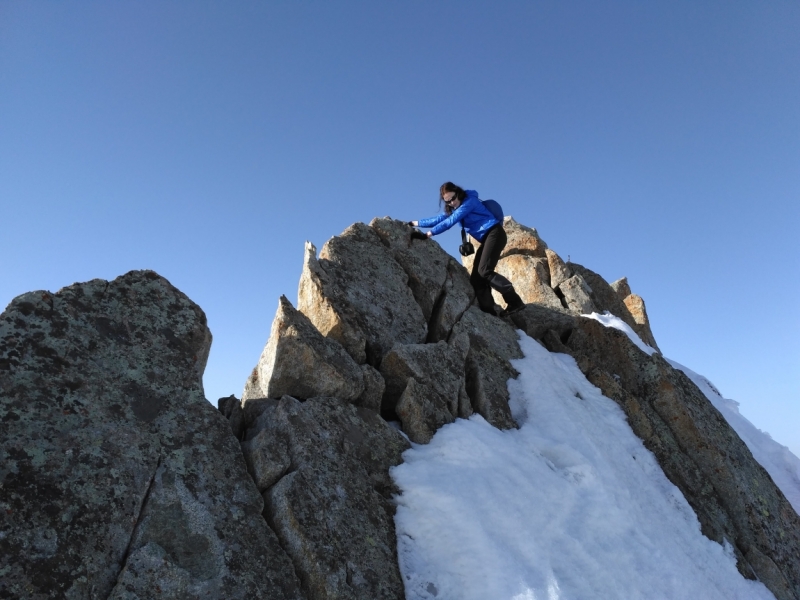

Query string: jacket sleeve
[417,213,448,228]
[429,198,475,236]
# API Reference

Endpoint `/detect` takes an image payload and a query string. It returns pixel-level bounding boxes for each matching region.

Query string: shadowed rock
[0,271,301,600]
[217,394,244,439]
[510,303,578,342]
[395,378,455,444]
[562,318,800,600]
[380,336,469,426]
[242,396,410,600]
[610,276,632,299]
[558,273,596,314]
[427,256,475,343]
[242,295,364,403]
[298,224,427,366]
[450,307,521,430]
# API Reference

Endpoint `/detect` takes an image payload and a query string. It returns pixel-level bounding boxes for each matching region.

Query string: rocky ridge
[2,216,798,599]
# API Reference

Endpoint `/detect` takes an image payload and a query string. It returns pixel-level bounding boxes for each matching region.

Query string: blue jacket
[417,190,500,242]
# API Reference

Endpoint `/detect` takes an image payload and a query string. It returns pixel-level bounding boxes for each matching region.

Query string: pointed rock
[298,224,427,366]
[623,293,660,351]
[610,276,632,299]
[546,248,572,289]
[241,295,364,403]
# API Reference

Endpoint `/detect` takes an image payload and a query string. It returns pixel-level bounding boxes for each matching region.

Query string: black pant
[470,225,519,311]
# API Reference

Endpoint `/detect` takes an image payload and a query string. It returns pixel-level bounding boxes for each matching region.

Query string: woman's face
[443,191,461,209]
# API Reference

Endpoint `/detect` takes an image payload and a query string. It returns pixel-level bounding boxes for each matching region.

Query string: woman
[410,182,525,316]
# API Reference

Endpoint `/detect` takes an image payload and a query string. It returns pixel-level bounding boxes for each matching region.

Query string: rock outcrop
[297,223,427,367]
[5,210,798,600]
[547,318,800,600]
[0,271,301,600]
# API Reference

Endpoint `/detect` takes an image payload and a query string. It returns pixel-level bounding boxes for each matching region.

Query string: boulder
[379,339,469,423]
[558,273,596,314]
[492,254,563,310]
[563,319,800,600]
[546,248,572,290]
[298,224,427,366]
[623,293,660,352]
[241,396,410,600]
[501,216,548,258]
[0,271,301,600]
[610,276,632,300]
[241,295,364,403]
[427,257,475,343]
[450,307,521,430]
[370,217,450,322]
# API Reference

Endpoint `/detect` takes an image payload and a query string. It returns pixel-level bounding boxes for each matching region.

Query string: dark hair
[439,182,467,215]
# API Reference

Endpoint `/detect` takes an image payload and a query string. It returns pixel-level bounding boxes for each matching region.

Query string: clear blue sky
[2,2,798,454]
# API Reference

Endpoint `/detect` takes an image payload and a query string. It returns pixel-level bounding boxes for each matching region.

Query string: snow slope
[392,334,775,600]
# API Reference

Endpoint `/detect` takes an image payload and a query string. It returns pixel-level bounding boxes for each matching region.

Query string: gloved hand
[410,230,428,241]
[406,221,415,227]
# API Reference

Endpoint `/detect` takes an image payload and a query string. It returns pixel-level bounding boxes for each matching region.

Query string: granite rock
[0,271,301,600]
[623,293,660,352]
[242,396,410,600]
[546,248,572,290]
[558,273,596,314]
[379,339,469,425]
[492,254,562,310]
[427,256,475,343]
[450,307,521,430]
[370,217,450,322]
[298,224,427,366]
[501,216,548,258]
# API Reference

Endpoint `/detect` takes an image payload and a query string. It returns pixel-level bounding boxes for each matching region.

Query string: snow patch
[582,311,656,355]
